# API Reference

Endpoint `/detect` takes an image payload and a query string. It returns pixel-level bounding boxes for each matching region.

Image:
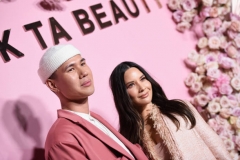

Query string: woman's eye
[141,77,146,81]
[127,83,134,89]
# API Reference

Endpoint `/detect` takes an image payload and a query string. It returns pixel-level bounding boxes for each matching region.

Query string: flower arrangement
[167,0,240,158]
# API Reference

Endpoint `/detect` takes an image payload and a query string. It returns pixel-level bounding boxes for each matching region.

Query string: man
[38,44,148,160]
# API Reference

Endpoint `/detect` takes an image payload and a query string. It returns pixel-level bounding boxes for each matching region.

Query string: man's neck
[61,98,90,114]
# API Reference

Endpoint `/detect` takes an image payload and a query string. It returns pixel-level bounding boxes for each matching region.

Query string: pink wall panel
[0,0,196,159]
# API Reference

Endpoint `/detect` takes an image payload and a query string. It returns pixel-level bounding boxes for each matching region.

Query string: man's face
[53,54,94,101]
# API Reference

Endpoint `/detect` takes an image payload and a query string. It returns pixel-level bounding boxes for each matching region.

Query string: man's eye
[68,68,74,72]
[81,62,86,66]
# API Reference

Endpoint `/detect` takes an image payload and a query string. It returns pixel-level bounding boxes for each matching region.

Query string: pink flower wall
[0,0,196,159]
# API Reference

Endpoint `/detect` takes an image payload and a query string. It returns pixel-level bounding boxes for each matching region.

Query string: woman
[109,61,231,160]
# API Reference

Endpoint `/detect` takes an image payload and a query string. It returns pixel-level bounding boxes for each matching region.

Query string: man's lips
[81,80,91,87]
[139,92,149,99]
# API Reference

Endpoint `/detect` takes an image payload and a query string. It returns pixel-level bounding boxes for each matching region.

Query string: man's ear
[46,79,58,93]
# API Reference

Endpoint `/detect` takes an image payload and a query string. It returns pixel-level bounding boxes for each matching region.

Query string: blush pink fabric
[149,102,232,160]
[45,110,148,160]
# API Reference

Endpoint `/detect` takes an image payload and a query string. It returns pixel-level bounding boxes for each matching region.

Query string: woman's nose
[138,84,145,93]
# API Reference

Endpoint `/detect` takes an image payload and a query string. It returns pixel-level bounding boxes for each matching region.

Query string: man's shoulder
[45,117,81,149]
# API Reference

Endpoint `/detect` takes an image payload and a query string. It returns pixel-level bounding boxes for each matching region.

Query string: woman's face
[124,67,153,108]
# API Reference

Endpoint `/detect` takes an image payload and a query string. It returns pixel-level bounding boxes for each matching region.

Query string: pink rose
[231,77,240,91]
[230,20,240,32]
[204,84,219,99]
[218,0,229,4]
[216,115,231,127]
[219,5,231,16]
[207,68,221,80]
[217,21,231,34]
[229,150,239,160]
[234,135,240,150]
[168,0,181,10]
[230,13,240,21]
[223,138,235,151]
[233,36,240,48]
[235,93,240,103]
[218,56,234,69]
[229,116,238,126]
[227,30,238,39]
[184,73,198,86]
[181,0,197,11]
[208,118,219,131]
[196,55,205,66]
[232,108,240,117]
[184,50,199,68]
[228,94,237,101]
[219,83,233,95]
[176,21,191,32]
[207,101,221,113]
[192,22,205,38]
[209,7,219,17]
[194,94,210,106]
[217,126,233,139]
[214,74,230,88]
[195,66,206,75]
[226,45,238,58]
[229,99,238,108]
[219,36,228,49]
[197,37,208,48]
[205,54,218,63]
[181,11,194,22]
[212,18,222,29]
[232,66,240,77]
[202,0,213,7]
[190,81,202,93]
[220,107,231,118]
[199,48,209,55]
[200,7,211,19]
[173,10,183,23]
[208,36,221,49]
[203,19,215,36]
[220,96,231,108]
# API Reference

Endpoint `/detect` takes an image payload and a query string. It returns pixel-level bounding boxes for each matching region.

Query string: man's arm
[46,141,88,160]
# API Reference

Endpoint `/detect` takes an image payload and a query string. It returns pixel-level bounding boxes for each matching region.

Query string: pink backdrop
[0,0,197,159]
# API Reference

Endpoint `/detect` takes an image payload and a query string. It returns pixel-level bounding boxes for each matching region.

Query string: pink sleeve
[46,142,88,160]
[186,101,232,160]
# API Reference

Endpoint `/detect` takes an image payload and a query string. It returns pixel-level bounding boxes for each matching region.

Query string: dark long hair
[109,61,196,145]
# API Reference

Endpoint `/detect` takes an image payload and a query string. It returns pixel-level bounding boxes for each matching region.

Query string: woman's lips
[81,80,91,87]
[139,92,149,99]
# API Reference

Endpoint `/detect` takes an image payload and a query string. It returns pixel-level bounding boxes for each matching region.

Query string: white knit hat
[38,44,81,83]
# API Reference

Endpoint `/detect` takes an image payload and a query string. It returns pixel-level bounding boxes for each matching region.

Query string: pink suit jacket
[45,110,148,160]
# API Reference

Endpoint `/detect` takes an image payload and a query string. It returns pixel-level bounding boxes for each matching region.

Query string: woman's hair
[109,61,196,145]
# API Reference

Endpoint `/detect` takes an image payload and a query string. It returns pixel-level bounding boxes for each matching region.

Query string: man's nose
[77,67,88,79]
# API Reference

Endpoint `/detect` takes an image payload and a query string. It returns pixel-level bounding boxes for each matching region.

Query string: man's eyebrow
[81,58,86,62]
[64,58,86,71]
[64,63,74,71]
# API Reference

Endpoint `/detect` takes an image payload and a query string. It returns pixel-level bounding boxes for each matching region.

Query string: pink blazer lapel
[58,110,133,160]
[91,112,140,159]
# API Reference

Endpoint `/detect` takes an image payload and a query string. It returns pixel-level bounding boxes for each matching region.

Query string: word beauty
[0,0,161,63]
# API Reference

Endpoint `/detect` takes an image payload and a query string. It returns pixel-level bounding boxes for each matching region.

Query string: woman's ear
[46,79,59,93]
